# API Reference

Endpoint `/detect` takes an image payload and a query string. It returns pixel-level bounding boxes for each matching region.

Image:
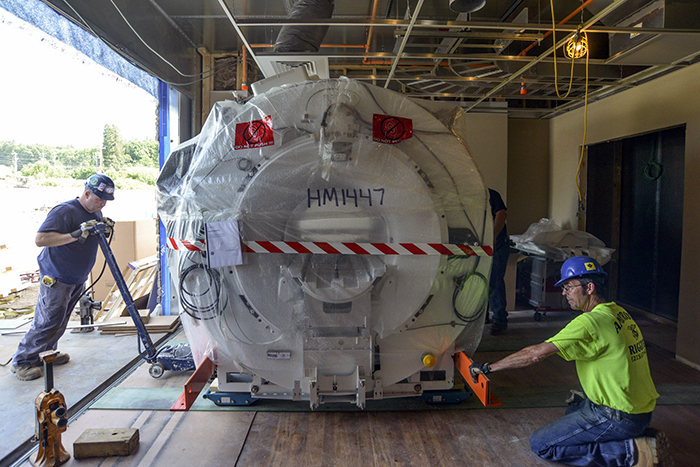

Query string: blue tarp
[0,0,158,98]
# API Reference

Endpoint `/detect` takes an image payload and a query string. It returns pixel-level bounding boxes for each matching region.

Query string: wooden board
[99,315,180,335]
[95,261,157,322]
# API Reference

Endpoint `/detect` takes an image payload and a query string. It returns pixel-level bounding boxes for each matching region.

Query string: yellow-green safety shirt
[546,302,658,414]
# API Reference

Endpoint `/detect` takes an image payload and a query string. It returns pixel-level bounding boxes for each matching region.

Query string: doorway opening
[584,125,685,322]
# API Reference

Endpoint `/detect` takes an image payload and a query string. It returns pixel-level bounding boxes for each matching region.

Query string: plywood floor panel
[17,397,699,466]
[236,409,565,467]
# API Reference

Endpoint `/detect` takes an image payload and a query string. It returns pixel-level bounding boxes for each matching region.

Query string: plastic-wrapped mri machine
[157,77,493,409]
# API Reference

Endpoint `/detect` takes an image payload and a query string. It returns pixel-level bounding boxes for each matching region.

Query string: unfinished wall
[549,61,700,367]
[462,112,509,199]
[507,119,550,235]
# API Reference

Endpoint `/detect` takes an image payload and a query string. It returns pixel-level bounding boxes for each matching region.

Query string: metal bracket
[373,379,383,400]
[309,380,319,410]
[171,356,216,411]
[293,380,302,401]
[356,370,366,409]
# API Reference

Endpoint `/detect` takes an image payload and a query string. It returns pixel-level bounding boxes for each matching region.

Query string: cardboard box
[89,219,157,304]
[505,253,526,311]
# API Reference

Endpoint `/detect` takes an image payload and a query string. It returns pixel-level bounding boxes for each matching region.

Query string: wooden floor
[13,309,700,467]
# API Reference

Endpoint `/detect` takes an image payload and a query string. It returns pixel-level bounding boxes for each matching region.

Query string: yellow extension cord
[549,0,590,210]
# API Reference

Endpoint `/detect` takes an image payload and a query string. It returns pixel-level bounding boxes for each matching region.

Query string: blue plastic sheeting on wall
[158,81,171,316]
[0,0,158,98]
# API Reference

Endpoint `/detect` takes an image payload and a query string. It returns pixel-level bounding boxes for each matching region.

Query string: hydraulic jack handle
[91,222,158,362]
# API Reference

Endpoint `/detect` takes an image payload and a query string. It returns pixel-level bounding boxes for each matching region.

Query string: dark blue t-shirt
[37,198,102,284]
[488,188,508,247]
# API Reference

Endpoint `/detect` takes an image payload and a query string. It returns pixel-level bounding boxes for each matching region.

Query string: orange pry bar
[171,356,216,411]
[454,352,502,407]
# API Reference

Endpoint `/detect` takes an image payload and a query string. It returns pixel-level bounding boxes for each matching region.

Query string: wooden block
[73,428,139,459]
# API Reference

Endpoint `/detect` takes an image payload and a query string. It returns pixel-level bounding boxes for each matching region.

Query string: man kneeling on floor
[470,255,672,467]
[11,174,115,381]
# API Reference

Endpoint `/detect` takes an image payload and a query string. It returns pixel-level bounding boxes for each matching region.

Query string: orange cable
[519,0,595,56]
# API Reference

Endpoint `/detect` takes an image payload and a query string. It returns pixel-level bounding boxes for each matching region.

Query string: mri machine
[157,77,493,408]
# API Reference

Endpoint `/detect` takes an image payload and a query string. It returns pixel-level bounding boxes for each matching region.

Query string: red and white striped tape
[167,238,492,257]
[167,238,207,252]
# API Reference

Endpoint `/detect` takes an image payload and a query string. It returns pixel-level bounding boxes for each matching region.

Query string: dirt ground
[0,183,156,325]
[1,283,39,308]
[0,183,157,268]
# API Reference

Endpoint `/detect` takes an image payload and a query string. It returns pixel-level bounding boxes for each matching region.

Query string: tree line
[0,124,159,182]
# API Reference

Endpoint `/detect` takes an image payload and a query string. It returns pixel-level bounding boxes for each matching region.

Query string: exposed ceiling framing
[37,0,700,118]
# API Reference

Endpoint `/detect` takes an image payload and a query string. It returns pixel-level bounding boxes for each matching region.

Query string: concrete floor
[0,318,172,461]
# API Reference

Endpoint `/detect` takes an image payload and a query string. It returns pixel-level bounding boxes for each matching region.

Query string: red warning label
[234,116,275,150]
[373,114,413,144]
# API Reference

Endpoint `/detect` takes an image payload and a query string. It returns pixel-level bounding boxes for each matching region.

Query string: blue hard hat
[85,174,115,200]
[555,255,607,287]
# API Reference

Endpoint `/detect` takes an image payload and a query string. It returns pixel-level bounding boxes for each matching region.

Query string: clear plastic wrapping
[157,77,492,406]
[511,218,614,264]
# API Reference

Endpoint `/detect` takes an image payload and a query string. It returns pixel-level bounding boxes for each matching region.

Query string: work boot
[634,436,655,467]
[490,322,507,336]
[30,352,70,367]
[646,428,673,466]
[53,352,70,365]
[11,364,42,381]
[633,428,674,467]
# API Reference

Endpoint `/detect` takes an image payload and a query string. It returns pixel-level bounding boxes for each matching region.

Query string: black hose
[83,226,114,296]
[179,263,226,320]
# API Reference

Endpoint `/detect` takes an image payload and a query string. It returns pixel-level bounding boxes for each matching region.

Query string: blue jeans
[529,398,652,467]
[488,241,509,326]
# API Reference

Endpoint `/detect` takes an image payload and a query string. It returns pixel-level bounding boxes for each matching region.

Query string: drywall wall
[463,112,509,199]
[549,60,700,366]
[507,119,550,235]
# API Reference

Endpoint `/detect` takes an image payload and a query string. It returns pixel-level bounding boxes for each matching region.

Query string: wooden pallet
[95,256,158,322]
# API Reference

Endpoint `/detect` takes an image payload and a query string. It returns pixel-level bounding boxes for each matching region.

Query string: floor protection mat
[89,383,700,412]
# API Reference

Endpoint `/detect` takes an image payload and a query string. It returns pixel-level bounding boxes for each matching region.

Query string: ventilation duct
[594,0,700,65]
[449,0,486,14]
[274,0,335,53]
[256,55,330,80]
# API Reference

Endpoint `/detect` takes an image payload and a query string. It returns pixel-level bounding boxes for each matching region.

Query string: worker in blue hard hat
[554,255,609,311]
[468,255,672,467]
[84,173,116,201]
[10,174,115,381]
